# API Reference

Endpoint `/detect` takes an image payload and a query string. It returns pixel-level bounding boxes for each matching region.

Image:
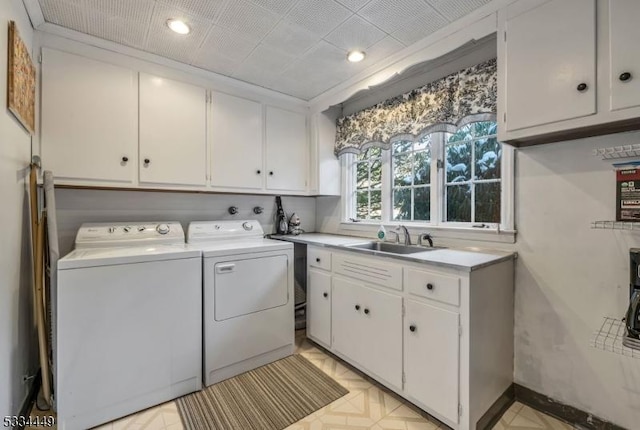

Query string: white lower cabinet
[307,269,332,348]
[405,299,460,424]
[332,275,403,389]
[306,247,515,430]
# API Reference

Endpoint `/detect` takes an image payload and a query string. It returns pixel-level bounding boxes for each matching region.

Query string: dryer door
[214,254,288,321]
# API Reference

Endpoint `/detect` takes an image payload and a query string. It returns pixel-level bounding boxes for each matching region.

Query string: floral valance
[335,58,497,156]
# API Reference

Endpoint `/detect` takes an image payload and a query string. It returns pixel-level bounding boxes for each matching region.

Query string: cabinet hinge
[38,53,42,64]
[402,371,406,384]
[459,404,463,417]
[503,112,506,123]
[458,325,463,337]
[402,302,405,317]
[504,31,506,42]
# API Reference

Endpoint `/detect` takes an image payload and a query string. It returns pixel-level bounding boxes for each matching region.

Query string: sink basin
[346,242,439,255]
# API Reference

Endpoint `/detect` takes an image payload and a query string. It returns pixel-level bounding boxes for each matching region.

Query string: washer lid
[187,220,264,243]
[58,244,200,270]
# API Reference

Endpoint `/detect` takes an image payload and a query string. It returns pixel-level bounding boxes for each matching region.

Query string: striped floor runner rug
[176,354,348,429]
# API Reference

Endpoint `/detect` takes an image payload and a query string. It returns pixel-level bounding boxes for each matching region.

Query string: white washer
[55,222,202,430]
[187,220,294,386]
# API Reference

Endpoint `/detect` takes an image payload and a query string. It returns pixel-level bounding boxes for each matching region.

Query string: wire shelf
[591,221,640,231]
[593,144,640,160]
[591,317,640,358]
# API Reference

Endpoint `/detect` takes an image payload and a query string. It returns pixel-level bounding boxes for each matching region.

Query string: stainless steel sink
[346,242,440,255]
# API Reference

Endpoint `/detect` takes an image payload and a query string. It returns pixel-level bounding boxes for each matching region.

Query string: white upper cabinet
[265,106,308,192]
[609,0,640,111]
[504,0,596,132]
[41,49,137,183]
[139,73,207,186]
[210,92,263,190]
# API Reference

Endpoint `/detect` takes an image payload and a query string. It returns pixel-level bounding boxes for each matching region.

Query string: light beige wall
[0,0,37,417]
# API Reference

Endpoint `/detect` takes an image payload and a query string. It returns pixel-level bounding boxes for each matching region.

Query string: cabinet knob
[144,158,150,165]
[364,308,370,315]
[323,292,328,298]
[256,169,261,174]
[121,156,129,163]
[269,171,274,176]
[316,257,321,263]
[409,325,417,332]
[619,72,632,82]
[576,83,588,92]
[426,283,434,290]
[355,305,360,311]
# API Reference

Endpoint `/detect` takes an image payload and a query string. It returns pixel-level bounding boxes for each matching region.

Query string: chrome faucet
[387,230,400,243]
[418,233,434,247]
[396,225,411,245]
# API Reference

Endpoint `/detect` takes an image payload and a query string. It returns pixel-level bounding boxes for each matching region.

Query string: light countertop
[269,233,515,272]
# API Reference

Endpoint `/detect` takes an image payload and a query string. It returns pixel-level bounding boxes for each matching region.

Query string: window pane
[393,154,413,187]
[475,182,501,223]
[393,141,412,154]
[356,191,369,219]
[475,137,501,180]
[368,146,382,158]
[470,121,497,137]
[393,188,411,221]
[370,190,382,220]
[414,134,431,151]
[448,124,472,142]
[446,184,471,222]
[370,159,382,189]
[414,149,431,185]
[356,161,369,188]
[414,187,430,221]
[446,142,471,182]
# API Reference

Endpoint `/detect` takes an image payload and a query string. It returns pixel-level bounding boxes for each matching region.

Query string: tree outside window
[354,147,382,220]
[392,136,431,221]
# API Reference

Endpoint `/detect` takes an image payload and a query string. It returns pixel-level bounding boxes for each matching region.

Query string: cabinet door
[333,276,402,388]
[265,106,308,192]
[210,92,263,190]
[307,269,332,347]
[41,49,137,183]
[505,0,596,131]
[139,73,207,186]
[609,0,640,111]
[405,299,459,424]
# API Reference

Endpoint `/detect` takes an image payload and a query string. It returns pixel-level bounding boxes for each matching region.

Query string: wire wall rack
[591,317,640,358]
[591,221,640,231]
[593,144,640,160]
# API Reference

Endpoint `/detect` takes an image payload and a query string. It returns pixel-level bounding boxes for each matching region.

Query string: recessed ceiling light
[347,50,365,63]
[166,19,190,35]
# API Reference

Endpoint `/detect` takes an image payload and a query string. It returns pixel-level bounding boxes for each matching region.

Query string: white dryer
[55,222,202,430]
[187,220,294,386]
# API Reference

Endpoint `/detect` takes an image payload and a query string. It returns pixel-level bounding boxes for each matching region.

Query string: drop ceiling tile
[217,0,281,41]
[192,51,242,77]
[232,67,281,89]
[237,44,296,75]
[361,35,406,66]
[158,0,229,22]
[39,0,87,33]
[145,3,213,64]
[358,0,438,34]
[427,0,492,21]
[261,20,321,56]
[84,0,155,50]
[335,0,373,12]
[324,14,386,51]
[286,0,352,37]
[392,7,449,45]
[248,0,299,15]
[196,25,260,63]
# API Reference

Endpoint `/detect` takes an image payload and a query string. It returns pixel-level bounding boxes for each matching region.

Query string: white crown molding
[308,0,518,113]
[21,0,45,28]
[35,22,310,110]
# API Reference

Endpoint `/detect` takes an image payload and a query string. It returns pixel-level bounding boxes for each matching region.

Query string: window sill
[338,221,516,244]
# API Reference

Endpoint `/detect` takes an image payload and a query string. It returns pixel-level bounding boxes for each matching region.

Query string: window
[345,121,512,230]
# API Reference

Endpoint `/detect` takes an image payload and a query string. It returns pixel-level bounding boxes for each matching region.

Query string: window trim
[341,130,515,237]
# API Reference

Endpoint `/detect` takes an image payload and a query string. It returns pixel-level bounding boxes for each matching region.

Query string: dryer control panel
[187,220,264,243]
[75,222,185,248]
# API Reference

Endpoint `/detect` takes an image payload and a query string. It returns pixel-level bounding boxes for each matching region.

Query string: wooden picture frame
[7,21,35,134]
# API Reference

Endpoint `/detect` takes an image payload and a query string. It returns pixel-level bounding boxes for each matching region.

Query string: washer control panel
[75,222,184,248]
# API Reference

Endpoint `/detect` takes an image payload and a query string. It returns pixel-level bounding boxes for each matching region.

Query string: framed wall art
[7,20,35,134]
